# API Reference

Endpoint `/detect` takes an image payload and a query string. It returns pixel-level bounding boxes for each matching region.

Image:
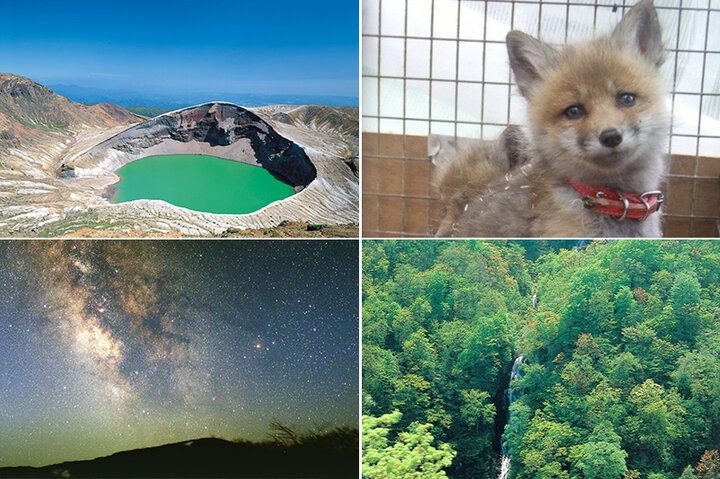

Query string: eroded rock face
[67,102,317,187]
[270,105,358,156]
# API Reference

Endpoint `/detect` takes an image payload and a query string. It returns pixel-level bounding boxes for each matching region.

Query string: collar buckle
[570,178,663,221]
[638,191,664,221]
[616,190,630,222]
[640,190,664,206]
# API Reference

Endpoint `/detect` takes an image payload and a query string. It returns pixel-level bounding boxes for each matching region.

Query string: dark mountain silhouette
[0,431,358,478]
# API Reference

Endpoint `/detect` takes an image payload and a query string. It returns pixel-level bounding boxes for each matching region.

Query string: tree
[458,389,495,432]
[400,330,437,380]
[608,352,643,389]
[578,422,628,479]
[434,320,471,384]
[680,465,699,479]
[456,314,512,392]
[625,380,687,470]
[362,345,400,414]
[671,340,720,464]
[614,286,634,323]
[362,242,390,283]
[410,297,433,328]
[392,374,432,425]
[393,264,425,307]
[696,450,720,479]
[586,382,625,427]
[515,410,578,478]
[587,289,614,336]
[669,271,702,343]
[615,286,643,329]
[426,265,453,319]
[362,411,456,479]
[502,401,532,456]
[649,269,674,300]
[268,419,301,446]
[556,263,611,354]
[362,290,400,346]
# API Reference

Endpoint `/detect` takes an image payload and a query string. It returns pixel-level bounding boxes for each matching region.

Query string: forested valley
[362,240,720,479]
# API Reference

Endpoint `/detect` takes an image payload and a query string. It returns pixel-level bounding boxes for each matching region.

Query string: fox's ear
[506,31,557,98]
[612,0,664,67]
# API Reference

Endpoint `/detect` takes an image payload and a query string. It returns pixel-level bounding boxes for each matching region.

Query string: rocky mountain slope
[265,104,358,154]
[0,73,143,176]
[0,74,358,236]
[0,73,140,132]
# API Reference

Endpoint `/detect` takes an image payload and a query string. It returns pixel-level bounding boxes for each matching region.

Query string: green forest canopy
[362,240,720,479]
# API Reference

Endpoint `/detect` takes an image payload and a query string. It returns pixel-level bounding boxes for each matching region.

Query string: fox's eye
[563,105,585,120]
[617,92,636,107]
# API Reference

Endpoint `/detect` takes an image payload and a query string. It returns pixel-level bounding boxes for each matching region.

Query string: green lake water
[111,154,295,214]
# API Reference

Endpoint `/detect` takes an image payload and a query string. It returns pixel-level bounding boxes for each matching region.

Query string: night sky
[0,240,358,468]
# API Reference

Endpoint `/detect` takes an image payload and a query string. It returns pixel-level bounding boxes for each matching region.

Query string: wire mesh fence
[362,0,720,237]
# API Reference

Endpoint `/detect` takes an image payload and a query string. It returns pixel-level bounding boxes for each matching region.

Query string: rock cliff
[64,102,317,188]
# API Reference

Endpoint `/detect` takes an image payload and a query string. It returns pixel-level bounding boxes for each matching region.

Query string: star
[0,240,358,468]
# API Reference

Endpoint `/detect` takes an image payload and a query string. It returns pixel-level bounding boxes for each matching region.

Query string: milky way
[0,240,358,467]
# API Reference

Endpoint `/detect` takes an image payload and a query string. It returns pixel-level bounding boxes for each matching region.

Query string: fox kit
[436,0,669,237]
[432,126,529,236]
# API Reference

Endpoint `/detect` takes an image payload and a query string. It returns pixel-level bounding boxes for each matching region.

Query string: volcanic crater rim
[62,102,318,191]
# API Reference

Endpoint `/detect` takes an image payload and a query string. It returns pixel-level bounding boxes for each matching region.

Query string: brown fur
[432,126,529,237]
[528,40,667,186]
[440,0,669,238]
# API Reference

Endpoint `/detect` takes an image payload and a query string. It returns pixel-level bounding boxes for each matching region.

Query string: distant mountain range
[47,84,359,111]
[0,435,358,478]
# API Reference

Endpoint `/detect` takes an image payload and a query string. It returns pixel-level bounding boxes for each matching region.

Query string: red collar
[569,179,664,221]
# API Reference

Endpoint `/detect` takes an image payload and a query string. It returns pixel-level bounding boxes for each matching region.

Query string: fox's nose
[599,129,623,148]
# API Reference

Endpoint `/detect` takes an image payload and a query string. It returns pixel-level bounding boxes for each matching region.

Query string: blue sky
[0,1,358,100]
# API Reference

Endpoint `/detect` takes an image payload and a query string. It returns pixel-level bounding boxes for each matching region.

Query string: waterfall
[498,456,511,479]
[498,355,524,478]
